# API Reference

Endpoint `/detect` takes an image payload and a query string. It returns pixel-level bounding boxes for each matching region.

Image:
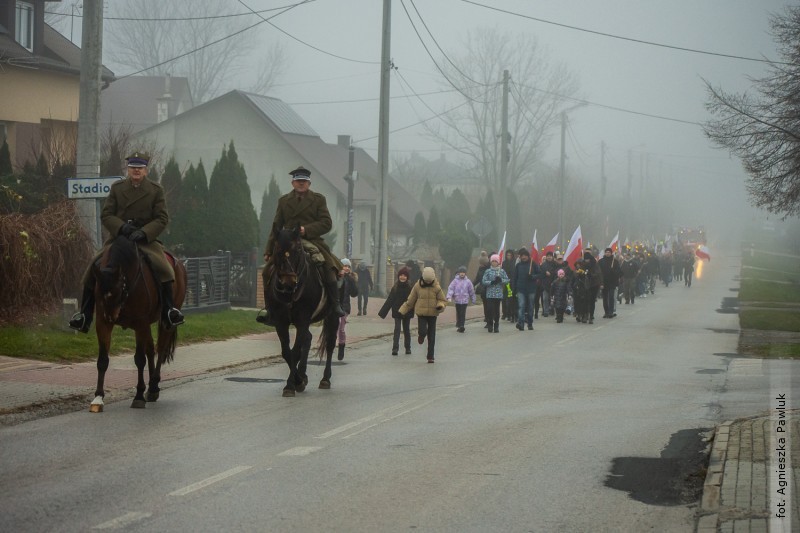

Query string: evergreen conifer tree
[161,157,182,218]
[258,174,281,251]
[206,141,258,253]
[171,162,211,255]
[412,211,427,246]
[0,139,12,177]
[427,206,442,245]
[420,179,434,209]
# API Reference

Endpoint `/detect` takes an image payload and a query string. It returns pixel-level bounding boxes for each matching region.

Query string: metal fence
[182,248,259,313]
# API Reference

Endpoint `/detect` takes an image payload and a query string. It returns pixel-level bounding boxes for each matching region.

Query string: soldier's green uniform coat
[264,190,342,274]
[81,176,175,286]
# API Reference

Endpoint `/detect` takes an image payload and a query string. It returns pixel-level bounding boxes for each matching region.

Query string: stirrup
[68,312,90,333]
[256,308,275,326]
[164,308,185,327]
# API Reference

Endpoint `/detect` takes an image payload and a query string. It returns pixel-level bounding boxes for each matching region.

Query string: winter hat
[422,266,436,282]
[490,254,501,264]
[557,269,565,278]
[456,265,467,274]
[341,258,351,267]
[397,266,410,278]
[478,251,490,267]
[517,248,530,257]
[357,262,366,270]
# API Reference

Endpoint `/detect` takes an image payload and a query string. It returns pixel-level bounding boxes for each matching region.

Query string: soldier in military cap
[69,151,185,332]
[260,165,345,325]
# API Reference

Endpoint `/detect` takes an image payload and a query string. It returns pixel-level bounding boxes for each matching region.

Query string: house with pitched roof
[134,90,424,265]
[0,0,114,169]
[100,75,194,134]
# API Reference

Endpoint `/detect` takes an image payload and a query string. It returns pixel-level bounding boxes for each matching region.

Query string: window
[15,1,34,52]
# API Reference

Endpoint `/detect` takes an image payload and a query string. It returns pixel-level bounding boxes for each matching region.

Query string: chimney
[338,135,351,149]
[157,74,174,123]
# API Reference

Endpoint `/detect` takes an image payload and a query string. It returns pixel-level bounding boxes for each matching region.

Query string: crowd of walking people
[342,241,700,362]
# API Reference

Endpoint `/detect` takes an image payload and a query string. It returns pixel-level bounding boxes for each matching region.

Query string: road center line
[555,333,582,346]
[314,397,427,439]
[278,446,322,456]
[92,511,152,530]
[168,465,253,496]
[341,393,452,439]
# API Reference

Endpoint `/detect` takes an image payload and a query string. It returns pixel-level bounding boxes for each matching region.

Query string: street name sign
[67,176,124,199]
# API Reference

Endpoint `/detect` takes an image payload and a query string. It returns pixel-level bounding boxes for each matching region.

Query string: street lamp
[558,102,587,250]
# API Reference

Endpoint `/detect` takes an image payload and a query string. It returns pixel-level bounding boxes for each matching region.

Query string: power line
[236,0,378,65]
[46,2,309,21]
[398,0,487,104]
[458,0,787,66]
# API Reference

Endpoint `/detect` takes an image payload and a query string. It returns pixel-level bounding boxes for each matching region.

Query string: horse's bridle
[100,244,153,322]
[273,241,310,304]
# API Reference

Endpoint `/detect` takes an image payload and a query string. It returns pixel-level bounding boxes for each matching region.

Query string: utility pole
[600,140,607,198]
[498,69,509,245]
[344,138,356,259]
[557,102,587,250]
[75,0,104,248]
[375,0,391,296]
[627,148,632,239]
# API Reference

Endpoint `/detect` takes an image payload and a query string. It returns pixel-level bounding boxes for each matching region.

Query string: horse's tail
[315,312,338,360]
[157,322,179,364]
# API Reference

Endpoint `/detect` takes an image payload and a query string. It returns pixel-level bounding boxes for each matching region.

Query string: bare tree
[422,27,579,196]
[106,0,288,103]
[703,6,800,218]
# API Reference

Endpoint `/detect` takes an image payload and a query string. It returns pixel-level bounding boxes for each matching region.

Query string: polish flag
[543,233,558,257]
[564,225,583,268]
[497,230,507,260]
[530,229,540,264]
[695,245,711,262]
[607,231,620,254]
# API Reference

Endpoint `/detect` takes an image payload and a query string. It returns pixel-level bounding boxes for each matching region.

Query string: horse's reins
[273,243,311,305]
[113,243,156,322]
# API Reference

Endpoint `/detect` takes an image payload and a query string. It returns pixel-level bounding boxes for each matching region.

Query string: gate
[182,248,259,313]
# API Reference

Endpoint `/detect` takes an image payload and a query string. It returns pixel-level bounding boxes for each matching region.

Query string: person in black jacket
[501,249,517,322]
[336,259,359,360]
[598,247,622,318]
[473,251,491,328]
[355,262,374,315]
[378,267,414,355]
[512,247,540,331]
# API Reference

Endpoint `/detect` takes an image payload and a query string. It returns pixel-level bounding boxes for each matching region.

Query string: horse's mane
[107,235,138,269]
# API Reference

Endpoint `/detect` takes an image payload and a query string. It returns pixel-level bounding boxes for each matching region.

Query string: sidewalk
[0,297,484,416]
[698,413,800,533]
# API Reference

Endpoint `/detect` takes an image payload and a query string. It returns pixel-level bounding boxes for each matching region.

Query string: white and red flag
[607,231,620,254]
[530,229,540,264]
[497,230,507,259]
[564,225,583,268]
[543,233,558,257]
[695,245,711,262]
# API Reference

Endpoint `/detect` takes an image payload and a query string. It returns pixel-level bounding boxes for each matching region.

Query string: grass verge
[0,309,268,363]
[739,310,800,332]
[738,279,800,303]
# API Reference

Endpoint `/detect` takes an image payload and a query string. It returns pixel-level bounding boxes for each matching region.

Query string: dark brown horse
[264,227,338,397]
[89,235,187,412]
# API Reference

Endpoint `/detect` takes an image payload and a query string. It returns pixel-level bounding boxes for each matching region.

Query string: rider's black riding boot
[68,286,95,333]
[161,282,185,327]
[325,280,346,318]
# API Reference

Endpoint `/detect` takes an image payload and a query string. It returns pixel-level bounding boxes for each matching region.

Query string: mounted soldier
[259,166,346,326]
[69,151,185,333]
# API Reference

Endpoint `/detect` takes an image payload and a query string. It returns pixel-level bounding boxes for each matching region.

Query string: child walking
[399,267,447,363]
[551,269,571,323]
[446,266,476,333]
[378,266,414,355]
[336,258,359,360]
[481,254,510,333]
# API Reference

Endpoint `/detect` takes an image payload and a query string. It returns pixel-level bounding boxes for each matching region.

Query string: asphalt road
[1,253,792,532]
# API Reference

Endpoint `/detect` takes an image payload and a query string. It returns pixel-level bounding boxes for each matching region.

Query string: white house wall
[135,93,372,261]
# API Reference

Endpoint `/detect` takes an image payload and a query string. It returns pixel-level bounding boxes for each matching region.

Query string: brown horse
[89,235,187,412]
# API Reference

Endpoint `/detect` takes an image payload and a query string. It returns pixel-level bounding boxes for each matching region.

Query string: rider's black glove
[129,230,147,243]
[119,223,137,237]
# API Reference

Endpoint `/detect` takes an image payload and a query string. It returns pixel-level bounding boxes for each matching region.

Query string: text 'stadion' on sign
[67,177,124,199]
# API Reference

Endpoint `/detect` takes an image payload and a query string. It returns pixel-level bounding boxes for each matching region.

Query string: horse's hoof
[319,380,331,390]
[296,382,306,393]
[146,391,159,402]
[282,388,295,397]
[89,404,103,413]
[131,399,147,409]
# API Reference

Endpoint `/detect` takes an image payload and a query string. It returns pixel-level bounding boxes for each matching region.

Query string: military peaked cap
[126,151,150,167]
[289,166,311,180]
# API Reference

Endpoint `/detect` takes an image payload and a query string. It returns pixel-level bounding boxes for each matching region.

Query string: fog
[56,0,795,246]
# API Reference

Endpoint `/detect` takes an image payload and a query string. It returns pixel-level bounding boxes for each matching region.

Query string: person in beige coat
[398,266,447,363]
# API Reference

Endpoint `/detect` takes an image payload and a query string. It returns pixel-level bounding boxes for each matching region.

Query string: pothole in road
[696,369,725,374]
[604,428,711,506]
